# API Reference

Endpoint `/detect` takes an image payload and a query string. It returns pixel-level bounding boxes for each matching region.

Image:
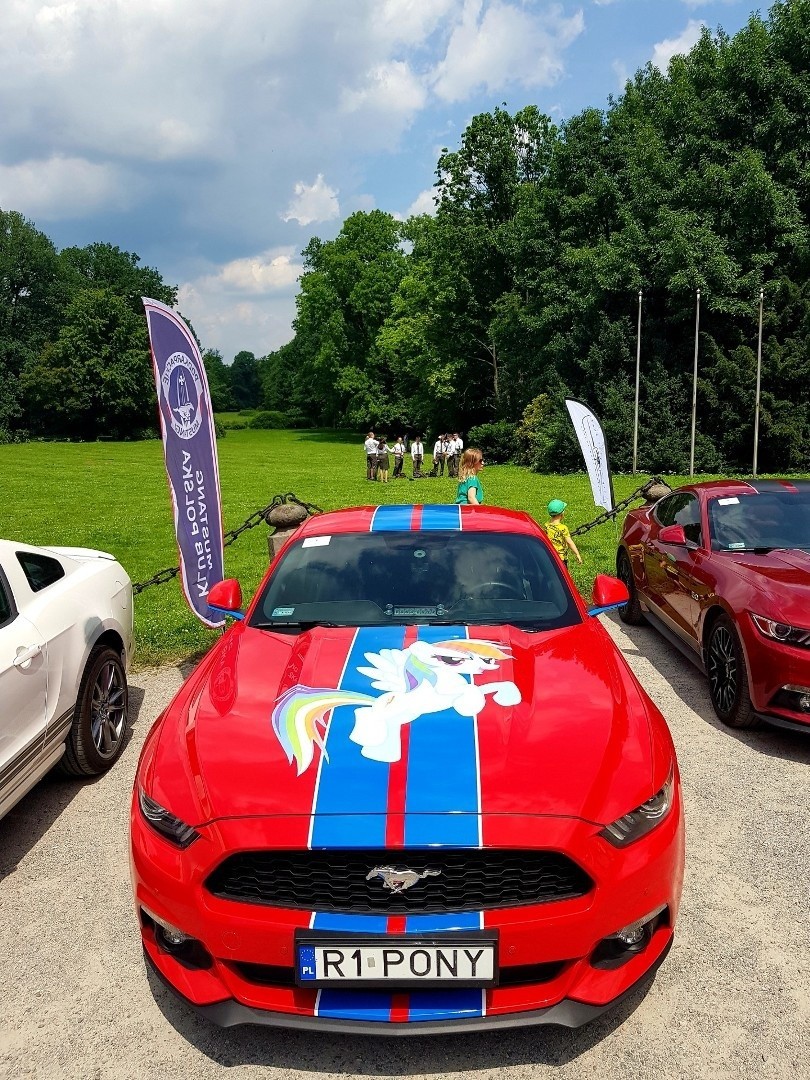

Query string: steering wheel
[464,581,524,600]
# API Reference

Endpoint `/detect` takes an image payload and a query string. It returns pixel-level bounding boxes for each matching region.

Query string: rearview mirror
[207,578,245,621]
[589,573,630,616]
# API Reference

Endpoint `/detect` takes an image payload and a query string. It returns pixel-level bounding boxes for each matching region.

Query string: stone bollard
[266,502,309,560]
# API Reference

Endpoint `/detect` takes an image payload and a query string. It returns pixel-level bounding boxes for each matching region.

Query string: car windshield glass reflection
[708,491,810,552]
[251,530,580,631]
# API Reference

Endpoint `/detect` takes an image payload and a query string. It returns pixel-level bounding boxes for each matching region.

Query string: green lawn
[0,429,769,668]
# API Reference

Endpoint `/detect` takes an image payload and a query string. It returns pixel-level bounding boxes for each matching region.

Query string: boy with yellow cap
[544,499,582,566]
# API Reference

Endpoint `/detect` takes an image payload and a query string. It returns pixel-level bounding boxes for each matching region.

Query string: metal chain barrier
[570,476,670,537]
[133,492,323,595]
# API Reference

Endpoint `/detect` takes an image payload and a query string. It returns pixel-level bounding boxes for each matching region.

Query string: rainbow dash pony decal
[271,639,521,774]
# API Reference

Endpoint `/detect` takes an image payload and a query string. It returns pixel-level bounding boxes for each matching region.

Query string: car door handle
[13,644,42,667]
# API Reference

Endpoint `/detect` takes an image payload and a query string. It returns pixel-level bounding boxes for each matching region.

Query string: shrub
[214,419,227,439]
[284,412,315,429]
[249,410,287,430]
[466,421,516,463]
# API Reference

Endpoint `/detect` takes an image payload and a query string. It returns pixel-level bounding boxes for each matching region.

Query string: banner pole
[689,288,701,478]
[633,289,642,475]
[753,288,764,479]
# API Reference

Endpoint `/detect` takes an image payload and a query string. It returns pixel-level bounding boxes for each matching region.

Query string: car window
[250,530,581,632]
[0,573,15,628]
[708,491,810,551]
[16,551,66,593]
[655,493,702,545]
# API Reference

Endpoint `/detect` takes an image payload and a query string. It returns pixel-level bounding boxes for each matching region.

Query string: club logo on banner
[143,297,225,628]
[564,398,614,512]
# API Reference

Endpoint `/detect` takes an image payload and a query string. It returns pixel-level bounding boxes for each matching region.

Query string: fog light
[141,906,190,945]
[800,695,810,713]
[615,921,647,947]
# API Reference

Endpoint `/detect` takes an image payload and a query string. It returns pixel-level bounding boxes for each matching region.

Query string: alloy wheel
[708,625,737,715]
[90,660,127,757]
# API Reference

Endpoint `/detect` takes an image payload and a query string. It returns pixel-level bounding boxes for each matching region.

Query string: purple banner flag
[143,298,225,628]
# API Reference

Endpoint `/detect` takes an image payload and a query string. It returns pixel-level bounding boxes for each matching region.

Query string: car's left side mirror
[659,524,687,545]
[589,573,630,616]
[208,578,245,621]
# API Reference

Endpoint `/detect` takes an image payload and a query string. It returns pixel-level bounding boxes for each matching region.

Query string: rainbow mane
[271,685,375,775]
[433,639,511,661]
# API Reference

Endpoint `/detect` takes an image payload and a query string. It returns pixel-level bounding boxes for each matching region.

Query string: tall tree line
[277,1,810,472]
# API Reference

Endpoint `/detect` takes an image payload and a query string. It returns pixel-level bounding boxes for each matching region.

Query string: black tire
[61,647,129,777]
[706,615,761,729]
[616,549,645,625]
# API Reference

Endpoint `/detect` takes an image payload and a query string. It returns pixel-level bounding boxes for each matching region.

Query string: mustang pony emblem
[272,639,521,773]
[366,866,442,893]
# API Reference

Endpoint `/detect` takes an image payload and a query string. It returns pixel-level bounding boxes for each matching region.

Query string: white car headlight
[600,769,675,847]
[750,613,810,648]
[138,790,200,848]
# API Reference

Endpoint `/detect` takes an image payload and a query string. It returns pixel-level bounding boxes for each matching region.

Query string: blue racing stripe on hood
[311,625,407,1021]
[421,504,461,530]
[402,625,485,1021]
[370,505,415,531]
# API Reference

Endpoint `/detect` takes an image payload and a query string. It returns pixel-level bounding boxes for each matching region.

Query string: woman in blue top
[455,448,484,504]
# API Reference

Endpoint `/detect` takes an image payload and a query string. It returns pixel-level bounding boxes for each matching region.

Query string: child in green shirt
[544,499,582,565]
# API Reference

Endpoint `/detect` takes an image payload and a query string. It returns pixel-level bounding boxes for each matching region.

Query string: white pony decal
[272,639,521,773]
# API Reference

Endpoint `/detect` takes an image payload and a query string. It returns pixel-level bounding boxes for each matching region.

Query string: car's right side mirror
[207,578,245,621]
[589,574,630,616]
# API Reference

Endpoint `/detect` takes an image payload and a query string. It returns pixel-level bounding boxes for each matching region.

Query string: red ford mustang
[617,479,810,731]
[131,504,684,1034]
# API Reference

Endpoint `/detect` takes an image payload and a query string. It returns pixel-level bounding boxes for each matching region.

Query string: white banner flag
[565,399,614,512]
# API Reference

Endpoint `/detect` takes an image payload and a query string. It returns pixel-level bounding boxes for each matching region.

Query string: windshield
[250,530,580,632]
[708,490,810,552]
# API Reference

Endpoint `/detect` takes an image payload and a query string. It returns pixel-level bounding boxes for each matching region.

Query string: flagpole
[752,288,764,478]
[689,288,701,478]
[633,289,642,475]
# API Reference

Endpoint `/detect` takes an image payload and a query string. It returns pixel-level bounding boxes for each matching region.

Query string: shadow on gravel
[146,964,661,1072]
[604,612,810,766]
[0,683,146,881]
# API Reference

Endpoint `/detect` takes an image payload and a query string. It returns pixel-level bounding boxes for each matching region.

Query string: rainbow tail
[271,685,376,775]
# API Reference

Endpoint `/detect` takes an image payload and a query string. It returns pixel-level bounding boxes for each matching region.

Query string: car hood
[725,549,810,623]
[148,620,662,832]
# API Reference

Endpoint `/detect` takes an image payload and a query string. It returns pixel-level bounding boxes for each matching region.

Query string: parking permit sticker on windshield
[302,536,331,547]
[717,497,740,505]
[272,607,296,617]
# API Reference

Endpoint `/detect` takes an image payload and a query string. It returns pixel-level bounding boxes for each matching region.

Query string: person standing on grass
[432,433,448,477]
[392,435,405,478]
[411,435,424,478]
[376,436,391,483]
[455,448,485,505]
[544,499,582,566]
[364,431,378,481]
[448,432,462,477]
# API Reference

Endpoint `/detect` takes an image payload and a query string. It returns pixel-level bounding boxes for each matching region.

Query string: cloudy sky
[1,0,754,363]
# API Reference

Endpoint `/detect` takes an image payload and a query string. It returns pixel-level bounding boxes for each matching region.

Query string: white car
[0,539,133,820]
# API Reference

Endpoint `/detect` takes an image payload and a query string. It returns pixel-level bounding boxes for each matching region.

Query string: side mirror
[207,578,245,621]
[659,524,687,545]
[589,573,630,616]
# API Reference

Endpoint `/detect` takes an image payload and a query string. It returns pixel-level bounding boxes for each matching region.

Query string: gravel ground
[1,615,809,1080]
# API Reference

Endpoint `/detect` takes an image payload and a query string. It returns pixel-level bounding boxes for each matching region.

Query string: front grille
[205,849,593,913]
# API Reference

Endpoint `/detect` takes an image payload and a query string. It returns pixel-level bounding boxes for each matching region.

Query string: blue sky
[1,0,756,362]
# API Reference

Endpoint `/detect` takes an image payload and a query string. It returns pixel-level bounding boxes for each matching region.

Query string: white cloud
[404,188,438,217]
[0,155,125,219]
[281,175,340,226]
[341,61,427,119]
[178,247,303,359]
[612,59,629,89]
[681,0,737,7]
[431,0,585,103]
[651,19,705,70]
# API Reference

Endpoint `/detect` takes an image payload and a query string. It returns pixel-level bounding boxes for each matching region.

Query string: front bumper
[131,794,684,1031]
[740,620,810,729]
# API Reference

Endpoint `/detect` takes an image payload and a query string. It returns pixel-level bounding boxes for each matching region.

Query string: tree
[229,350,261,409]
[203,349,236,412]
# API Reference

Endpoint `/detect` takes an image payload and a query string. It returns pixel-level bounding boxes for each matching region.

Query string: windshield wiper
[253,621,344,630]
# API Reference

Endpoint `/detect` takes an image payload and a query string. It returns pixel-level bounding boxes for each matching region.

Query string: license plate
[295,932,498,988]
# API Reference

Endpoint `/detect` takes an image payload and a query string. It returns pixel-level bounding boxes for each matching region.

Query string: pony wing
[356,648,409,693]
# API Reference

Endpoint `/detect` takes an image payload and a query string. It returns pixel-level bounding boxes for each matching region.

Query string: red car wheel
[706,616,760,730]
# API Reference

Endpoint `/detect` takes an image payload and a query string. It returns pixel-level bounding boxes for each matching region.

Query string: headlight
[600,769,674,847]
[138,790,200,848]
[750,613,810,648]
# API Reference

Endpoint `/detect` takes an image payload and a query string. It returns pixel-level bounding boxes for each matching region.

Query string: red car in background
[131,504,684,1034]
[617,479,810,732]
